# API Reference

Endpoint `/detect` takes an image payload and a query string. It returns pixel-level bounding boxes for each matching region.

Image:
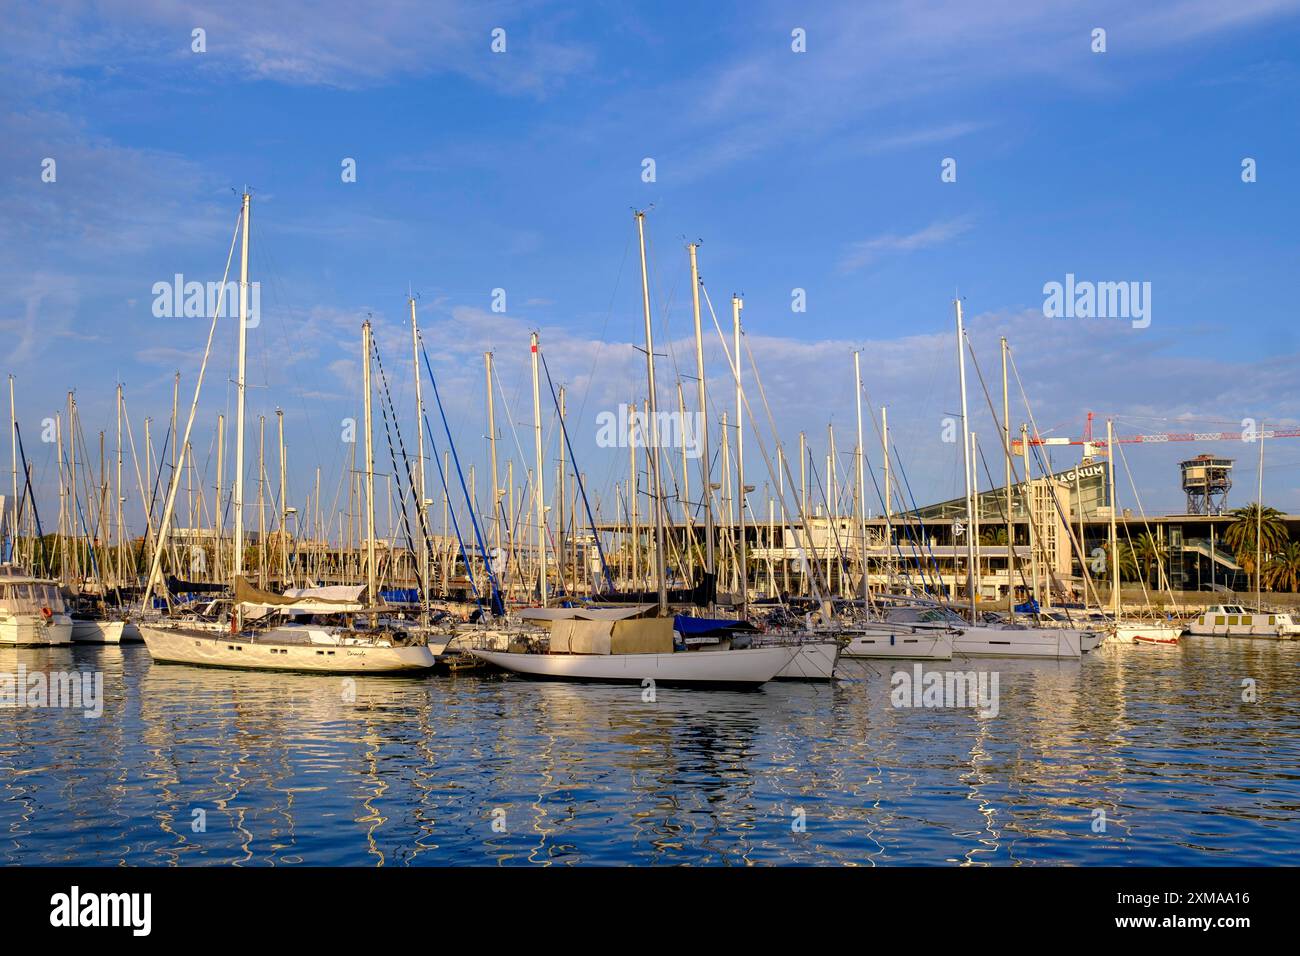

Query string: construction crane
[1011,411,1300,456]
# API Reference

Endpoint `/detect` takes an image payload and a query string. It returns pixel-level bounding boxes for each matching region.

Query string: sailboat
[1101,418,1182,647]
[470,212,800,688]
[139,193,436,674]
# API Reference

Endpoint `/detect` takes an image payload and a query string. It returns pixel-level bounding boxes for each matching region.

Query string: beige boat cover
[548,616,675,655]
[611,617,674,654]
[234,576,369,613]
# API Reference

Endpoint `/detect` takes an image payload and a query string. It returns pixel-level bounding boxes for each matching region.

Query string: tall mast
[232,192,250,594]
[955,298,976,617]
[732,294,746,619]
[854,351,867,601]
[485,351,501,579]
[634,211,668,614]
[1107,417,1118,618]
[677,381,692,586]
[882,406,891,590]
[1001,337,1013,618]
[115,385,123,588]
[277,408,287,585]
[628,399,638,589]
[9,375,16,563]
[688,242,714,604]
[215,413,224,581]
[530,331,546,606]
[1023,424,1040,612]
[410,296,428,621]
[1256,426,1264,610]
[362,319,377,607]
[257,415,266,589]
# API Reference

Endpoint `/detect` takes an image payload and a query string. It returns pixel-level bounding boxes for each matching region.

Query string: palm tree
[1223,503,1288,574]
[1101,537,1139,582]
[1265,541,1300,593]
[1132,531,1168,588]
[980,526,1008,546]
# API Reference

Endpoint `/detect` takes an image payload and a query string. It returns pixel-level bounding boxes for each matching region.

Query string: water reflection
[1,639,1297,865]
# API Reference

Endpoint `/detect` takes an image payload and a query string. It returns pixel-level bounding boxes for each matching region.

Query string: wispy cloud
[838,218,973,273]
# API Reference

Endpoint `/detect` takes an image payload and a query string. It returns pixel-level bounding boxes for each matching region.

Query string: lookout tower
[1180,454,1233,515]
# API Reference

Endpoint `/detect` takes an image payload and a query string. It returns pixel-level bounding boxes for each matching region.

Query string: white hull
[71,619,126,645]
[772,641,841,680]
[953,625,1082,659]
[842,628,954,660]
[0,614,73,646]
[1186,614,1298,639]
[1115,622,1183,646]
[141,625,437,673]
[470,645,797,687]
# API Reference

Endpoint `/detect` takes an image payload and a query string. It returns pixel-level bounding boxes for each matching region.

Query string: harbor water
[2,638,1297,866]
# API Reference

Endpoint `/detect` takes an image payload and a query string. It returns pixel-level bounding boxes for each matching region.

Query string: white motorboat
[1185,604,1299,639]
[0,565,73,646]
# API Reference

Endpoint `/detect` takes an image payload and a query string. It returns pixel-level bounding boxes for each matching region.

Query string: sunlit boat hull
[1115,623,1183,646]
[141,625,437,673]
[771,640,841,680]
[470,645,796,687]
[0,614,73,646]
[953,625,1082,659]
[841,627,954,660]
[71,619,126,645]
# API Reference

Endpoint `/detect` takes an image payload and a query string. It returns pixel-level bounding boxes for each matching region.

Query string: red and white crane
[1011,411,1300,456]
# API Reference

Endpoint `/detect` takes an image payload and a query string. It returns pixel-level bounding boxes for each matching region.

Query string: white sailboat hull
[470,645,796,687]
[772,641,841,680]
[1115,623,1183,646]
[953,625,1083,659]
[71,619,126,645]
[140,625,437,673]
[0,614,73,646]
[842,628,954,660]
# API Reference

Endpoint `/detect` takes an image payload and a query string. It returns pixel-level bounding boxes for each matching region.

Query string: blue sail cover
[673,615,757,636]
[1014,599,1040,614]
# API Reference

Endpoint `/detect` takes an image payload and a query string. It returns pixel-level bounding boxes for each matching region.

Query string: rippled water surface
[2,639,1298,865]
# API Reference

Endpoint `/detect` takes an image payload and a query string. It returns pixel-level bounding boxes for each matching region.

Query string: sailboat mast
[410,297,428,621]
[854,351,867,600]
[530,331,546,606]
[232,192,250,593]
[8,375,16,563]
[485,351,501,575]
[688,242,714,601]
[634,211,668,615]
[1001,337,1013,617]
[1256,426,1264,609]
[882,406,891,590]
[955,298,976,618]
[362,319,378,608]
[732,294,746,619]
[1107,417,1119,618]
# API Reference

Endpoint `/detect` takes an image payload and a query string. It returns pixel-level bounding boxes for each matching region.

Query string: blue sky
[3,0,1300,540]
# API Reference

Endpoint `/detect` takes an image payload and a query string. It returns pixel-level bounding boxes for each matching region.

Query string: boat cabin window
[0,583,64,614]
